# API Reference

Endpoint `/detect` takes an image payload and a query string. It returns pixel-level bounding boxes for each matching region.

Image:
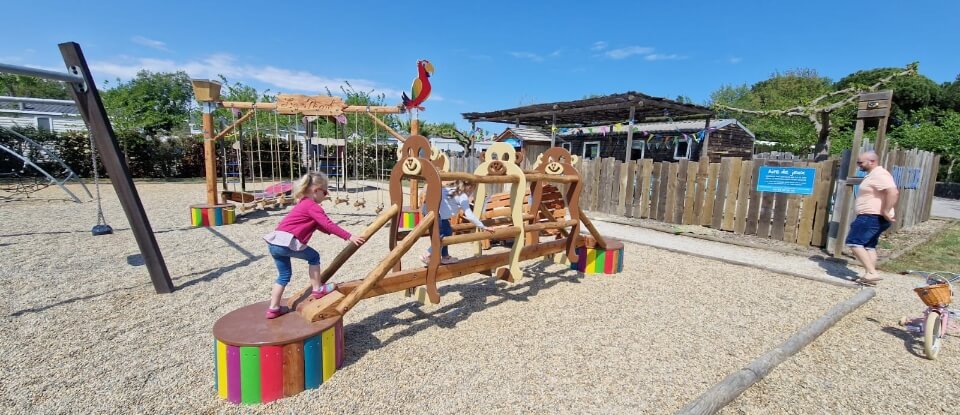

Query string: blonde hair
[294,172,329,200]
[446,180,473,198]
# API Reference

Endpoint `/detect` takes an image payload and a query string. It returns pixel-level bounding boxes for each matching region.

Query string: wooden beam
[334,212,436,315]
[202,109,217,205]
[220,100,403,115]
[437,171,520,183]
[441,226,521,246]
[287,203,400,310]
[577,207,607,249]
[625,105,636,163]
[212,110,255,141]
[59,42,174,294]
[366,112,405,142]
[524,173,579,183]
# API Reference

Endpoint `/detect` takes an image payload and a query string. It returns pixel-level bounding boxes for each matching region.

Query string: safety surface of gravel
[0,182,865,414]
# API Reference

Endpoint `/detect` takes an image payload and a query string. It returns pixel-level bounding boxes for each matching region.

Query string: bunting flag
[334,114,348,124]
[614,123,623,132]
[599,126,609,136]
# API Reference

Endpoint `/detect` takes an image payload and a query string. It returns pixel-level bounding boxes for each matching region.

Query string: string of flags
[555,126,719,149]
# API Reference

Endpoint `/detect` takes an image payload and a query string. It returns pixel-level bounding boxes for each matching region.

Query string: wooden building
[555,118,755,162]
[494,126,552,167]
[463,91,716,162]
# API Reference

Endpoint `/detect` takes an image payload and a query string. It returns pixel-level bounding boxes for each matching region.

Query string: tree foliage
[100,70,194,135]
[0,74,70,99]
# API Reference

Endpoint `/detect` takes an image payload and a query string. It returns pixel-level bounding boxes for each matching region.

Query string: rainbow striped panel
[191,205,236,227]
[570,246,624,275]
[213,318,344,405]
[401,210,420,229]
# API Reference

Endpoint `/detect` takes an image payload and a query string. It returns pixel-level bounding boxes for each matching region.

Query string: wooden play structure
[211,136,623,404]
[189,81,408,221]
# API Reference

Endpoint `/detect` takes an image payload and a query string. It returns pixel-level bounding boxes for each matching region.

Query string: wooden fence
[573,157,839,247]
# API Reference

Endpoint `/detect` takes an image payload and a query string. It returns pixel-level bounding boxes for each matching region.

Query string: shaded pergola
[463,91,714,162]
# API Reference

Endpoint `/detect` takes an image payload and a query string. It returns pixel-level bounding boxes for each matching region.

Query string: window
[582,141,600,159]
[631,139,646,161]
[673,137,691,160]
[560,142,572,152]
[36,117,52,133]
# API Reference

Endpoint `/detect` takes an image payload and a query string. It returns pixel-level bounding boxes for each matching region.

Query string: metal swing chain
[88,134,108,226]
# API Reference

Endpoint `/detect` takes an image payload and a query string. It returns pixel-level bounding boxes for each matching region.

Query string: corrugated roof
[497,126,552,142]
[0,98,79,115]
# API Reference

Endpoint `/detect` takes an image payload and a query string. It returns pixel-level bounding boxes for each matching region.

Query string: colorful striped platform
[400,208,421,230]
[212,301,344,405]
[190,204,236,227]
[571,237,624,275]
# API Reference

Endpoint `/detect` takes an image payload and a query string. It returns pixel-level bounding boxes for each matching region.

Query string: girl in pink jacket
[262,172,365,319]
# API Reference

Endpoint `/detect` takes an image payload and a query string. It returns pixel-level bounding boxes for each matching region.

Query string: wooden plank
[771,167,790,241]
[623,161,637,217]
[282,342,305,397]
[580,159,593,210]
[783,165,803,244]
[682,160,699,224]
[592,157,603,211]
[700,163,720,226]
[757,161,778,238]
[924,154,940,221]
[734,160,753,234]
[610,159,623,215]
[711,158,732,229]
[744,159,764,236]
[693,159,709,220]
[650,162,663,220]
[811,160,837,247]
[796,162,819,246]
[722,157,743,231]
[664,162,680,223]
[892,150,908,231]
[656,161,670,221]
[673,160,689,223]
[638,159,653,218]
[618,162,631,216]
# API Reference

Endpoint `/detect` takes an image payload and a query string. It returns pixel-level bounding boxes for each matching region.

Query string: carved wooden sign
[276,94,346,116]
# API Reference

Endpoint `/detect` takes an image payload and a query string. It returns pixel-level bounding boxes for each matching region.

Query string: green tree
[0,74,70,98]
[836,68,943,122]
[101,70,193,135]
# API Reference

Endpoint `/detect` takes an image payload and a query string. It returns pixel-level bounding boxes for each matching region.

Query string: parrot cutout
[402,60,434,110]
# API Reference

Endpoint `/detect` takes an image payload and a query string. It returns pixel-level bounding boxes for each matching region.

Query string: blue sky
[2,1,958,132]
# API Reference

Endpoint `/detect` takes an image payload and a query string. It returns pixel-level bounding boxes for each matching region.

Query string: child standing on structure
[262,172,365,319]
[421,180,494,265]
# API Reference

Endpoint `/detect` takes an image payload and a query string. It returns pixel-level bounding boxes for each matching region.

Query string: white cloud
[591,41,608,51]
[131,36,170,52]
[644,53,686,61]
[550,49,562,57]
[89,54,403,98]
[728,57,742,64]
[604,46,654,59]
[509,51,544,62]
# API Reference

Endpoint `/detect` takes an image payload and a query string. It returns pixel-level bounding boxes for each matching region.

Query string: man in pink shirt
[845,151,899,285]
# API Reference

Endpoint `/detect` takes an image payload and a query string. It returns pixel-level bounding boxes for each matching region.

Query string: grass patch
[883,221,960,274]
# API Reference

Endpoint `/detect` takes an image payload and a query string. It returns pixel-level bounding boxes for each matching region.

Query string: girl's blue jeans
[268,244,321,286]
[427,219,453,257]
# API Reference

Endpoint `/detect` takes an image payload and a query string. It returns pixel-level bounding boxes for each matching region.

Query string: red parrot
[402,59,434,110]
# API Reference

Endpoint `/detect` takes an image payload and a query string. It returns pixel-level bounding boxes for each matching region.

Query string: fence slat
[797,161,820,246]
[650,162,663,220]
[734,160,753,234]
[656,161,670,221]
[682,161,699,225]
[673,160,689,224]
[924,154,940,221]
[624,161,637,217]
[712,158,733,229]
[701,163,720,227]
[784,171,803,243]
[757,161,778,238]
[771,162,790,241]
[664,162,680,224]
[722,157,743,231]
[609,159,623,215]
[638,159,653,218]
[693,159,709,221]
[745,159,765,235]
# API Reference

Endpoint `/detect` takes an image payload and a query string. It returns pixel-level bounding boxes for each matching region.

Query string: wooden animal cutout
[472,142,526,281]
[335,194,350,207]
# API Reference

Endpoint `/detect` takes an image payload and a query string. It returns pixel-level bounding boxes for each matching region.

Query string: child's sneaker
[311,282,337,299]
[420,253,431,265]
[441,255,459,264]
[265,306,287,319]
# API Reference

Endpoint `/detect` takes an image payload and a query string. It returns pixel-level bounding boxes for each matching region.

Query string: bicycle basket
[914,283,952,307]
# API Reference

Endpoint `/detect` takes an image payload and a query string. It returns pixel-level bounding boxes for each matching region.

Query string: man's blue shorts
[845,214,891,250]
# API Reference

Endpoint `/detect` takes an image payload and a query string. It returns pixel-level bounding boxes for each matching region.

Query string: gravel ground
[1,182,854,414]
[722,272,960,415]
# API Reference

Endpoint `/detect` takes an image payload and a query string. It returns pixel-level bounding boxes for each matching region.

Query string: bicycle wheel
[923,311,944,360]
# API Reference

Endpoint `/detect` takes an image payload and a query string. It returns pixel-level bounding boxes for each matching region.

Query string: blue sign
[756,167,816,195]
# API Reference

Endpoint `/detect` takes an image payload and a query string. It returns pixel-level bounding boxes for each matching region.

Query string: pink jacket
[274,198,352,244]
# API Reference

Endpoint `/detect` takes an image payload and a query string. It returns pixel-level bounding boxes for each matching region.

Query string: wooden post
[202,107,218,205]
[624,105,635,163]
[698,117,711,161]
[410,118,420,209]
[59,42,174,294]
[551,113,557,147]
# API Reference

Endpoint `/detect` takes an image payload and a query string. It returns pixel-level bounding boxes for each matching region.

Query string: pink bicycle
[902,270,960,360]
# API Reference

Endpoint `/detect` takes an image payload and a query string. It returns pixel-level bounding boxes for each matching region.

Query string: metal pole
[0,96,77,106]
[550,113,556,147]
[624,105,636,162]
[0,62,85,84]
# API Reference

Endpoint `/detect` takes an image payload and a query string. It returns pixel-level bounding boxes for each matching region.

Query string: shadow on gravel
[880,325,923,358]
[809,255,860,281]
[341,261,583,367]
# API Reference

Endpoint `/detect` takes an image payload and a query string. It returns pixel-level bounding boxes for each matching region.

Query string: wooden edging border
[676,288,876,415]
